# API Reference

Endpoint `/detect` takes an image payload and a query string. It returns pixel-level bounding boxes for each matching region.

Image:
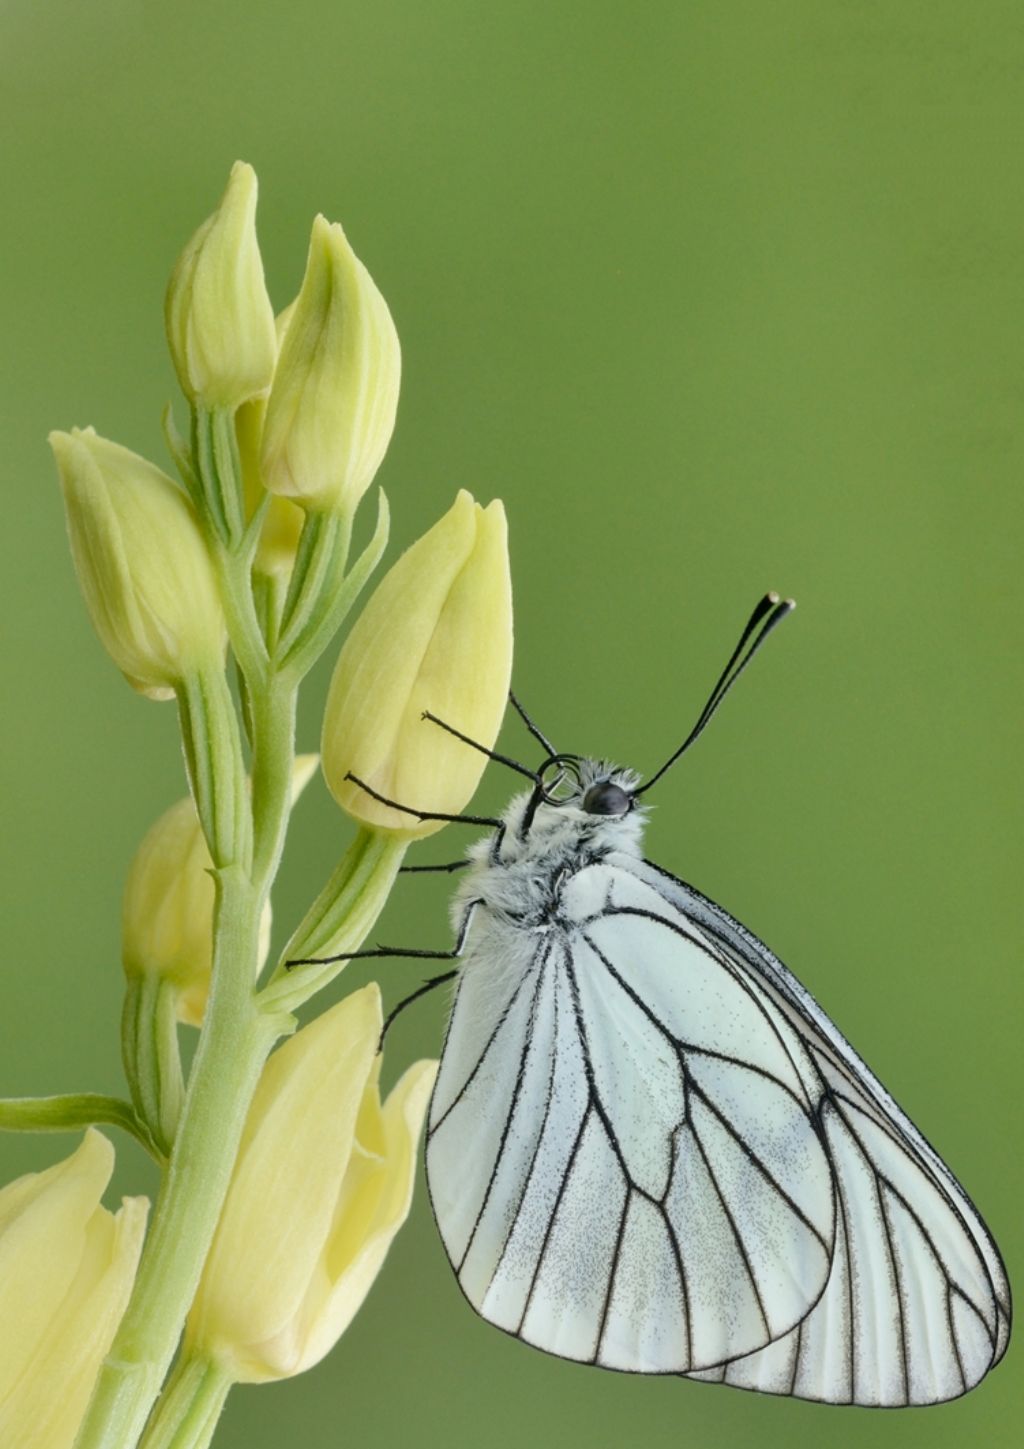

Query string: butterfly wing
[425,864,837,1374]
[620,855,1011,1405]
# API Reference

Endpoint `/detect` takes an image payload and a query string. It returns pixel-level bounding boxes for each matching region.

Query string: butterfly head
[505,754,645,856]
[535,755,637,816]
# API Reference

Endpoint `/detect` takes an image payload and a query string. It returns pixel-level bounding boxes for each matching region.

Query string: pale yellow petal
[0,1196,147,1449]
[0,1132,114,1394]
[0,1134,148,1448]
[296,1058,437,1370]
[187,986,382,1379]
[165,161,276,409]
[260,215,400,514]
[50,428,225,696]
[321,489,513,835]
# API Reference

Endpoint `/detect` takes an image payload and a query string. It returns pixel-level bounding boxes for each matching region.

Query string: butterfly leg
[399,860,472,874]
[420,711,537,782]
[286,900,482,969]
[345,772,503,829]
[400,823,509,871]
[347,770,509,864]
[376,899,481,1043]
[286,900,482,1045]
[378,970,459,1047]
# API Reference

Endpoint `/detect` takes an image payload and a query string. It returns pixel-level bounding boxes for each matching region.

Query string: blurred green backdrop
[1,1,1020,1445]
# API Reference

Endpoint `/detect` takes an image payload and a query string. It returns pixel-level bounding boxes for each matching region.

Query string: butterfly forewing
[426,861,837,1374]
[428,940,552,1268]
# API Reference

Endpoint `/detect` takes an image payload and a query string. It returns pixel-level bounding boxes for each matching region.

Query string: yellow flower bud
[185,985,435,1382]
[50,428,226,699]
[0,1132,147,1448]
[236,315,305,580]
[322,490,513,836]
[259,214,400,514]
[122,756,319,1024]
[165,161,277,409]
[255,493,307,578]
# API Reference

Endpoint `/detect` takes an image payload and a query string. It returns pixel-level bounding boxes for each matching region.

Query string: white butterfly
[347,595,1011,1405]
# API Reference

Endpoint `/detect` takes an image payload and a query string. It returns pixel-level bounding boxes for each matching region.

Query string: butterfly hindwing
[621,855,1011,1405]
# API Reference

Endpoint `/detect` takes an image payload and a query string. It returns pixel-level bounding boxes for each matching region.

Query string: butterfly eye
[537,755,582,805]
[582,781,632,816]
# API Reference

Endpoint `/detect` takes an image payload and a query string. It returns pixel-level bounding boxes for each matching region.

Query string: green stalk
[76,403,308,1445]
[249,673,298,892]
[275,509,350,666]
[137,1356,233,1449]
[74,866,291,1449]
[0,1093,161,1162]
[213,537,270,688]
[121,974,185,1158]
[278,489,389,680]
[190,408,244,546]
[72,373,394,1444]
[177,668,252,872]
[260,827,407,1014]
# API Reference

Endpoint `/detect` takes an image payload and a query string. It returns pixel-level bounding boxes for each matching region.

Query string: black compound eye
[582,781,631,816]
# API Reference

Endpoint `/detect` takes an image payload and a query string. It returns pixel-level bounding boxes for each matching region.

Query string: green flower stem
[75,866,292,1449]
[279,488,390,680]
[276,509,351,666]
[177,667,253,871]
[249,672,299,892]
[191,407,244,546]
[0,1092,161,1162]
[70,382,394,1445]
[122,975,185,1157]
[190,402,269,684]
[251,569,289,657]
[137,1356,233,1449]
[161,402,197,498]
[260,826,407,1014]
[214,536,271,688]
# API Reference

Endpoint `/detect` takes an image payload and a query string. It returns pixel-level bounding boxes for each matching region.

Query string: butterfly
[339,594,1011,1405]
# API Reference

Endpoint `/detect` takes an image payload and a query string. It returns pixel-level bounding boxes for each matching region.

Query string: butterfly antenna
[509,690,558,756]
[633,593,795,798]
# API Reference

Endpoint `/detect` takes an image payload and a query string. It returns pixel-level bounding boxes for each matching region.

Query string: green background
[1,2,1020,1446]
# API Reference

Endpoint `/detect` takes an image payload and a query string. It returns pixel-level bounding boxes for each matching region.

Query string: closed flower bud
[0,1131,147,1447]
[185,985,435,1382]
[165,161,277,409]
[255,492,307,579]
[236,304,306,579]
[50,428,226,699]
[259,214,400,514]
[322,490,513,836]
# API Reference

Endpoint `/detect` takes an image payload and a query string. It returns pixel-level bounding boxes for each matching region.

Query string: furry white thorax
[451,759,646,933]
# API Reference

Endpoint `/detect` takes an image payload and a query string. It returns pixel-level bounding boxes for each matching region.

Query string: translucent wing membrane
[570,918,835,1370]
[427,856,1008,1401]
[427,868,837,1375]
[624,857,1011,1405]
